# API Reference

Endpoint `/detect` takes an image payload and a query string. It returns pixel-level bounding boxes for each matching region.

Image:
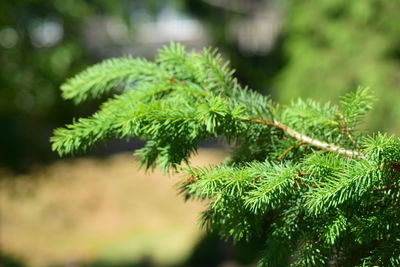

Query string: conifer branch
[241,118,366,159]
[51,43,400,267]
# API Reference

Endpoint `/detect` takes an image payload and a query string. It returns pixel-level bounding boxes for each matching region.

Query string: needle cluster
[52,43,400,266]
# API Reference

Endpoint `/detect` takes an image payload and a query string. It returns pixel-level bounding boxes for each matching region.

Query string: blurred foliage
[0,0,132,170]
[273,0,400,133]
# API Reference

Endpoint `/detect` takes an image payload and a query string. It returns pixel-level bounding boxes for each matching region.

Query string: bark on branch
[241,118,366,159]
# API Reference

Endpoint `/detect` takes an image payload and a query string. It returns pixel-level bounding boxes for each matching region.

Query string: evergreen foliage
[52,43,400,266]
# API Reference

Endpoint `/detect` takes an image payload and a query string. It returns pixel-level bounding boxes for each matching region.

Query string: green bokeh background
[1,0,399,266]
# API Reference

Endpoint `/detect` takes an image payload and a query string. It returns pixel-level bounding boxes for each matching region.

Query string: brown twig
[336,113,357,146]
[240,118,366,159]
[373,184,400,191]
[278,142,304,161]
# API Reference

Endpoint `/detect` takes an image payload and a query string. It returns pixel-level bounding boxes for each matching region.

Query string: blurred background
[1,0,399,266]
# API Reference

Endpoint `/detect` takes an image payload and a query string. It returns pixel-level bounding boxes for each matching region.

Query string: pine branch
[61,57,165,104]
[52,43,400,267]
[339,86,375,129]
[240,118,366,159]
